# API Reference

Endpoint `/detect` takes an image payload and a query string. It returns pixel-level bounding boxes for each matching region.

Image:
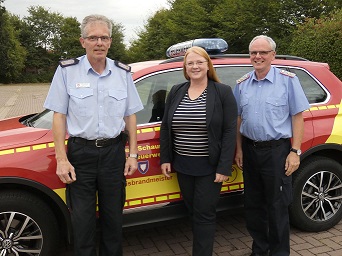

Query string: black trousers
[242,138,292,256]
[177,172,222,256]
[66,138,126,256]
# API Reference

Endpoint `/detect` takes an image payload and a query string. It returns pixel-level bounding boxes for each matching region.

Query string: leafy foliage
[58,17,84,59]
[0,5,26,83]
[107,22,128,63]
[289,8,342,80]
[0,0,341,83]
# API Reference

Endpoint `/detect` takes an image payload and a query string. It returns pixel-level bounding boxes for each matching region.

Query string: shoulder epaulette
[236,74,250,84]
[280,69,296,78]
[114,60,131,72]
[59,58,79,68]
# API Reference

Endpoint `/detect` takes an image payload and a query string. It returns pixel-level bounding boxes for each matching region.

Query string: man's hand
[285,152,300,176]
[124,157,138,176]
[235,149,243,169]
[56,159,76,184]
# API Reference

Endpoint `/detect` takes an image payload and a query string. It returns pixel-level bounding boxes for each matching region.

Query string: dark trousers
[66,139,126,256]
[242,138,292,256]
[177,172,222,256]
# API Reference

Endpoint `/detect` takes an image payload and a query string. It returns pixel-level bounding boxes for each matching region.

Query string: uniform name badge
[76,83,90,88]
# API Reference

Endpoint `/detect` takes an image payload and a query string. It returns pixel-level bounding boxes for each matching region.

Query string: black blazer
[160,79,237,176]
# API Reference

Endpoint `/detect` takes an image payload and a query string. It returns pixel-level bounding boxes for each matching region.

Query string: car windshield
[22,109,53,129]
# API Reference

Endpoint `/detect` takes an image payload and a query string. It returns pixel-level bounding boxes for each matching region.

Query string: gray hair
[249,35,276,51]
[80,14,113,38]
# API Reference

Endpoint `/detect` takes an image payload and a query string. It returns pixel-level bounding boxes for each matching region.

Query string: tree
[128,0,342,60]
[0,1,26,83]
[24,6,64,51]
[58,17,84,59]
[289,8,342,80]
[107,21,128,62]
[10,6,67,82]
[128,8,173,62]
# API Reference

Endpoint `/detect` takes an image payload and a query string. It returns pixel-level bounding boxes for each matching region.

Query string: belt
[244,136,289,148]
[69,134,122,147]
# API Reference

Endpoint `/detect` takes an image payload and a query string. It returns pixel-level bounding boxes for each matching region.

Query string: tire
[0,190,60,256]
[289,156,342,232]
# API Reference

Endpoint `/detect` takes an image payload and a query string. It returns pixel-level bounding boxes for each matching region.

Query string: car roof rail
[160,54,308,64]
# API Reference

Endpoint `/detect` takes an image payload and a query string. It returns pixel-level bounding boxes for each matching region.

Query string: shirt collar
[251,66,275,83]
[83,55,111,76]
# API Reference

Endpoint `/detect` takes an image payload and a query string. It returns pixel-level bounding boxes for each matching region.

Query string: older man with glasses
[44,14,143,256]
[233,35,310,256]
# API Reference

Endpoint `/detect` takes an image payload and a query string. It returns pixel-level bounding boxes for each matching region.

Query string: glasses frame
[185,61,208,67]
[249,50,274,56]
[83,36,112,43]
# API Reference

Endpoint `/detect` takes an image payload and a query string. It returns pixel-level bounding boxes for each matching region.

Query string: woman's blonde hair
[183,46,220,82]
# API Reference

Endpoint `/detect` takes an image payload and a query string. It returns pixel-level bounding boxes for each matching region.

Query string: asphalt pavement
[1,83,342,256]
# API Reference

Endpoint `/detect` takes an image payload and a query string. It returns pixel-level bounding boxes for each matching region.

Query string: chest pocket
[69,88,94,117]
[108,89,127,117]
[266,97,288,120]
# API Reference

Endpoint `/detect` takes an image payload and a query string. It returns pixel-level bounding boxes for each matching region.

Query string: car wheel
[289,156,342,232]
[0,190,59,256]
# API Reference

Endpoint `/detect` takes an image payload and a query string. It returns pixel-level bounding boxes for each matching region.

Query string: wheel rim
[301,170,342,222]
[0,212,43,256]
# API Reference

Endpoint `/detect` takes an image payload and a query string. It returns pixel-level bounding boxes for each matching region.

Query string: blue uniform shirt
[44,55,143,140]
[233,66,310,141]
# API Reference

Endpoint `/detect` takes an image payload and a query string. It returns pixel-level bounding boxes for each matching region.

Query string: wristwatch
[290,148,302,156]
[128,153,139,159]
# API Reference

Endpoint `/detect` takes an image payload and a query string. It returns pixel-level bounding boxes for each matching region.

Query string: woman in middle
[160,46,237,256]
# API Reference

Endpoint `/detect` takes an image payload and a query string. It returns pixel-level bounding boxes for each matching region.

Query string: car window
[286,68,327,104]
[215,66,254,90]
[135,69,185,125]
[135,64,328,125]
[21,109,53,129]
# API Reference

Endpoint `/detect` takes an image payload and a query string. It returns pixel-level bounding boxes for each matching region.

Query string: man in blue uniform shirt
[233,35,310,256]
[44,14,143,256]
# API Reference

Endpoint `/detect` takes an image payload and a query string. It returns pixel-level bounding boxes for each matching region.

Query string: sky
[3,0,170,45]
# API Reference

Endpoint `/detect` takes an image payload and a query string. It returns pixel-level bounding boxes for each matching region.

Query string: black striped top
[172,88,208,157]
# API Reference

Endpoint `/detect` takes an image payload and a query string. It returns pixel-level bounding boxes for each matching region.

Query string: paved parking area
[60,213,342,256]
[0,84,49,119]
[1,83,342,256]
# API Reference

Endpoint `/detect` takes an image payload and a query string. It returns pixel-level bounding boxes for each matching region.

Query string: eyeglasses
[84,36,111,42]
[185,61,208,67]
[249,50,273,56]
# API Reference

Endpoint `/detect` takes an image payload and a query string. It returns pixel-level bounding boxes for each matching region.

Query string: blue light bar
[166,38,228,58]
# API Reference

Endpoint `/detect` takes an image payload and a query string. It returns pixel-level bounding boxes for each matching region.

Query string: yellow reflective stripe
[169,194,181,200]
[137,126,161,134]
[0,149,15,156]
[142,198,155,204]
[53,184,244,209]
[0,140,63,156]
[309,104,339,112]
[32,144,47,150]
[16,146,31,153]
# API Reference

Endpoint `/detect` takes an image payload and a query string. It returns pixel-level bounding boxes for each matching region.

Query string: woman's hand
[161,163,172,177]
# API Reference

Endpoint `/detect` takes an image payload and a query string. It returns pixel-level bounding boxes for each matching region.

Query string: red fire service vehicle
[1,38,342,255]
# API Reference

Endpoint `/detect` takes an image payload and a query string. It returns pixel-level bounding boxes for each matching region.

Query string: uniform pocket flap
[69,88,94,99]
[108,89,127,100]
[266,97,287,107]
